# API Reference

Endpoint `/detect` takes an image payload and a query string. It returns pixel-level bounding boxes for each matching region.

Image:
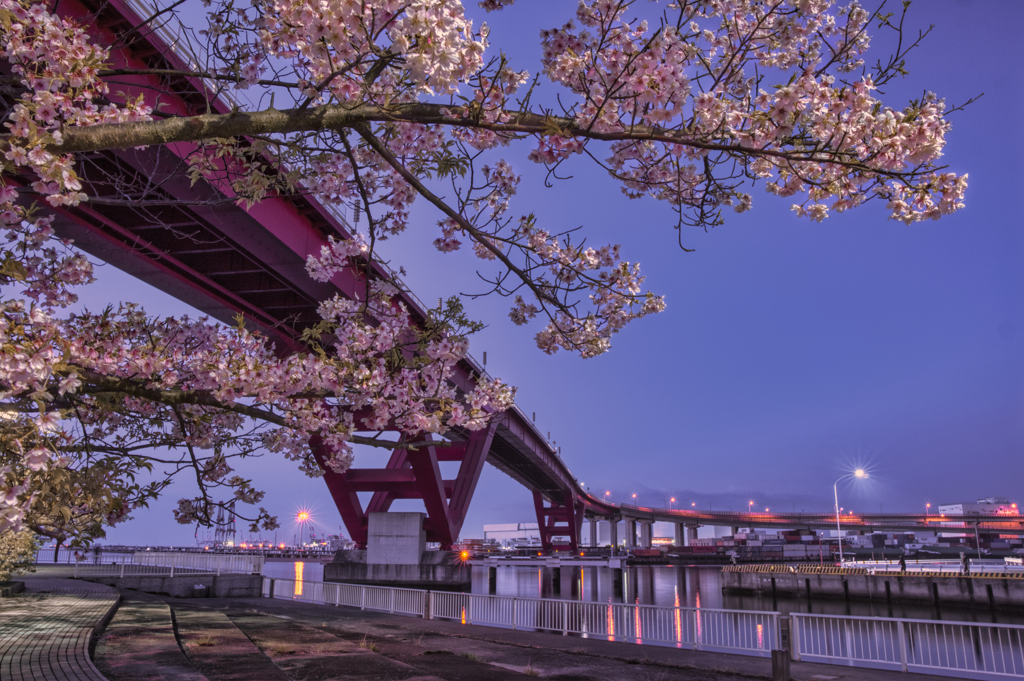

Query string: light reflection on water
[471,565,1024,625]
[263,560,1024,625]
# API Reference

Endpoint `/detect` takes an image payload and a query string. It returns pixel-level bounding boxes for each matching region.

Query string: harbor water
[264,561,1024,626]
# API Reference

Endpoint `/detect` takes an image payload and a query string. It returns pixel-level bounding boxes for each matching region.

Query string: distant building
[483,522,540,547]
[938,496,1017,516]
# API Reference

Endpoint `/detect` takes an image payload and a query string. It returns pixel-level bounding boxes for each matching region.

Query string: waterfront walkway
[0,570,973,680]
[0,578,119,681]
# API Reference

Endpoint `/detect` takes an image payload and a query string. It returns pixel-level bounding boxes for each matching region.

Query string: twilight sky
[82,0,1023,547]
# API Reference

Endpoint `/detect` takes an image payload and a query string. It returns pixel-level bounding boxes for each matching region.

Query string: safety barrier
[263,578,778,656]
[722,564,868,575]
[36,549,263,574]
[132,551,264,574]
[722,563,1024,580]
[792,612,1024,678]
[72,563,216,578]
[264,578,428,617]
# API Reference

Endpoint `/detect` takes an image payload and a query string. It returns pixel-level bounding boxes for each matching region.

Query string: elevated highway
[19,0,1021,553]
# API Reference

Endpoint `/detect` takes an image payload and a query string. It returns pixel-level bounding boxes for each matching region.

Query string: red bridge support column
[533,490,585,553]
[313,423,497,550]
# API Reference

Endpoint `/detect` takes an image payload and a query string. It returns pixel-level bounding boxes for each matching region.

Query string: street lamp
[834,469,867,564]
[669,497,676,510]
[925,503,930,517]
[631,493,637,506]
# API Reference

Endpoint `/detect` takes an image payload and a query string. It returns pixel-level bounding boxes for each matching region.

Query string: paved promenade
[0,578,119,681]
[0,569,971,680]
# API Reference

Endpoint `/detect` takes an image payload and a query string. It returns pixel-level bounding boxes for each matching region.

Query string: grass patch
[523,666,541,677]
[459,652,482,661]
[358,635,378,652]
[189,635,216,647]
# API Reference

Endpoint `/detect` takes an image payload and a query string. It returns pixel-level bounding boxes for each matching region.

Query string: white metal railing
[793,612,1024,678]
[72,563,215,578]
[133,551,263,574]
[264,578,427,617]
[263,579,777,656]
[34,548,262,574]
[847,559,1024,576]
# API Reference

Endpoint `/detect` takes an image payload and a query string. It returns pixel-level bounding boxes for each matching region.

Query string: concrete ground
[7,568,964,681]
[100,591,957,681]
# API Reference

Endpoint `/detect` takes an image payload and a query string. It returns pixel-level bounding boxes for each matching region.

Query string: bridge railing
[792,612,1024,679]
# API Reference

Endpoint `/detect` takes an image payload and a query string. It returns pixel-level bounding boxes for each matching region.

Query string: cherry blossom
[0,0,968,542]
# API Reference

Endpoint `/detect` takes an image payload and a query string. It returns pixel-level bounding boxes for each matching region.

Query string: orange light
[204,546,209,550]
[538,552,543,556]
[765,508,769,512]
[279,543,285,549]
[670,498,675,502]
[580,552,585,557]
[297,511,310,522]
[459,550,469,561]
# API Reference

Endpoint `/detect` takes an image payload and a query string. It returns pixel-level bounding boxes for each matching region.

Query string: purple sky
[81,0,1023,546]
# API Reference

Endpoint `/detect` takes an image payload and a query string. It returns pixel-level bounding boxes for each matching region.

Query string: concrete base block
[723,570,1024,610]
[367,512,426,565]
[325,550,470,590]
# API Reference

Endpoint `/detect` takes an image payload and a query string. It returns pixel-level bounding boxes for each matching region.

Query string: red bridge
[21,0,1024,552]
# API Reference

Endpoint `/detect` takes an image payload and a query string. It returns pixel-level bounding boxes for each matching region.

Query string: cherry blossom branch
[24,103,929,181]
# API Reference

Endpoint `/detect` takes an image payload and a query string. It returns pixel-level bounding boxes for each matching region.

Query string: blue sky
[81,0,1023,546]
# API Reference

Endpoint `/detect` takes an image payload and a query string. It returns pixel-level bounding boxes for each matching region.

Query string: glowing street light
[631,493,637,506]
[834,469,867,564]
[296,509,313,546]
[748,500,754,514]
[926,503,931,517]
[669,497,676,510]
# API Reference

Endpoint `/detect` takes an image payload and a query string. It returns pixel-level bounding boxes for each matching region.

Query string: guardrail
[262,578,778,655]
[133,551,264,574]
[72,563,216,578]
[263,578,427,617]
[792,612,1024,678]
[723,563,1024,579]
[34,548,263,574]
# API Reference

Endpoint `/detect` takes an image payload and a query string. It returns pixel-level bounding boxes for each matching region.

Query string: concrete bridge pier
[324,512,471,589]
[609,519,619,550]
[625,519,638,548]
[589,518,598,547]
[638,520,654,548]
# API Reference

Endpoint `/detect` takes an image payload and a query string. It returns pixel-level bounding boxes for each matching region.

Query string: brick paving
[0,578,120,681]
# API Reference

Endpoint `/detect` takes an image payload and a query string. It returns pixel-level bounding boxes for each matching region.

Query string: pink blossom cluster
[238,0,487,101]
[0,223,513,533]
[509,217,665,358]
[2,0,151,207]
[534,0,966,224]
